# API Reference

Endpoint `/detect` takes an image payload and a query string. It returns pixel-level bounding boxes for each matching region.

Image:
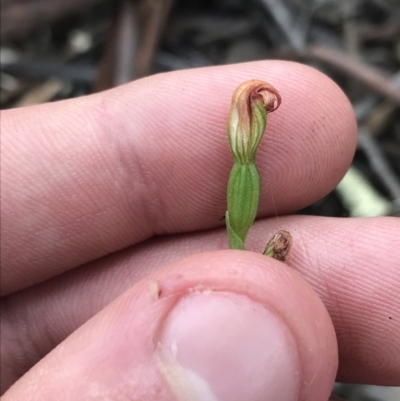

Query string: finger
[2,217,398,389]
[3,251,337,401]
[1,60,357,294]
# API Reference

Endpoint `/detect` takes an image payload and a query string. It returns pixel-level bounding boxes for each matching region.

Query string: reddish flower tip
[232,79,282,115]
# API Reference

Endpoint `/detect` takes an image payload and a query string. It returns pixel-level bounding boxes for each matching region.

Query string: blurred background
[1,0,399,399]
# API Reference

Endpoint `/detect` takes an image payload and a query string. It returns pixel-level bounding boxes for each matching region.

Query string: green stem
[226,163,260,249]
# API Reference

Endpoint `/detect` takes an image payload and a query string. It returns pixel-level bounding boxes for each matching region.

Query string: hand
[1,61,399,401]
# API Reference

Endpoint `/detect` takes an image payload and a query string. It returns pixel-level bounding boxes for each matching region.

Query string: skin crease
[1,60,399,399]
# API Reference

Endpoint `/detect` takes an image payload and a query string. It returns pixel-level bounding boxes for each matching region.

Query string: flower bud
[228,80,281,164]
[264,230,293,261]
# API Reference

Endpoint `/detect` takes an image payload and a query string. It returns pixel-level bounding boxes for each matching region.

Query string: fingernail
[157,291,301,401]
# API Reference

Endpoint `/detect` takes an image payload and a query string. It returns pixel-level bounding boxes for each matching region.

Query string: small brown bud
[264,230,293,261]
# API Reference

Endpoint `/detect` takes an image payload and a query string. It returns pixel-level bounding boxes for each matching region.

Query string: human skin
[1,61,399,400]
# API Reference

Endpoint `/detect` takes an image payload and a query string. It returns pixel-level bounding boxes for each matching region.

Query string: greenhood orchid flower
[226,80,291,259]
[228,80,281,164]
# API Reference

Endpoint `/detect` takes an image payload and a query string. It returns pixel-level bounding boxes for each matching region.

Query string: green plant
[225,80,292,261]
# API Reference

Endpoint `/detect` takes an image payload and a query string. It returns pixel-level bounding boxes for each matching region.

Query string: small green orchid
[225,80,292,260]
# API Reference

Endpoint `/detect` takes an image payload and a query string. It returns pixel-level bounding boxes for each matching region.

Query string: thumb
[4,251,338,401]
